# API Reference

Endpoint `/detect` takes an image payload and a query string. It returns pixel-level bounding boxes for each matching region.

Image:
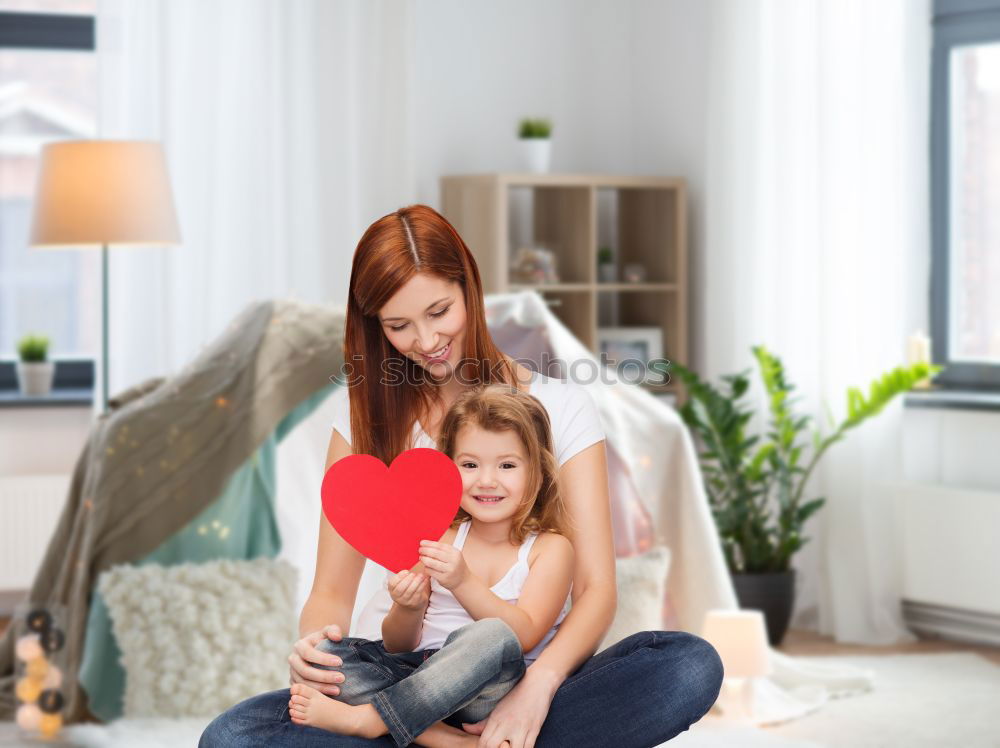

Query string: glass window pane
[0,46,98,357]
[949,42,1000,364]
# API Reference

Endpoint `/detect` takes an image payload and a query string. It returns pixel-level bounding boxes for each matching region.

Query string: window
[932,0,1000,388]
[0,1,97,359]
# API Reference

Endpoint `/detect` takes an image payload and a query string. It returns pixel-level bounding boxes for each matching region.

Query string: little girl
[288,384,575,747]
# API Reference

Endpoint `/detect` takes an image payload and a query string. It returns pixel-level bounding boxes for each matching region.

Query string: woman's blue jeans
[200,629,724,747]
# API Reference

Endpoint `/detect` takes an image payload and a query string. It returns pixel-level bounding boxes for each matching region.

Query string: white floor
[2,652,998,747]
[671,652,1000,748]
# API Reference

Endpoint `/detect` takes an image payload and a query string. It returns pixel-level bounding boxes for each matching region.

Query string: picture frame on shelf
[598,326,666,384]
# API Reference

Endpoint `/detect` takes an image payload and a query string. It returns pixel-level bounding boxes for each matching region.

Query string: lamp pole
[102,242,109,412]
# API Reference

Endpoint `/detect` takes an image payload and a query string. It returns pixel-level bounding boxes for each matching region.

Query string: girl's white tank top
[416,521,571,662]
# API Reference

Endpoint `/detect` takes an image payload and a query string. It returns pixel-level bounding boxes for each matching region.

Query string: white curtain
[97,0,414,397]
[701,0,931,645]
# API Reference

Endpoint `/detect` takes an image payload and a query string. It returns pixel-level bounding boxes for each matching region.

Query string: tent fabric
[0,300,346,722]
[78,386,335,722]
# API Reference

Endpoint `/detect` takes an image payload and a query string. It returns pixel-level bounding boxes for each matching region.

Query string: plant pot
[598,264,617,283]
[520,138,551,173]
[16,361,55,396]
[731,569,796,646]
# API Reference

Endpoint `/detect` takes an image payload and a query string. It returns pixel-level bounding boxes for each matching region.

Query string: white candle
[907,330,931,366]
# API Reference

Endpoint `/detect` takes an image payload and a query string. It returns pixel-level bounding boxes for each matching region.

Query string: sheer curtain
[701,0,931,645]
[97,0,414,396]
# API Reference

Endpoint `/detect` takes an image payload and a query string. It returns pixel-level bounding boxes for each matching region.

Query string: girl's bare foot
[288,683,384,738]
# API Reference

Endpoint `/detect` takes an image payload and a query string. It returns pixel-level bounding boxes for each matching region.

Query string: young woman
[287,385,575,747]
[200,205,723,748]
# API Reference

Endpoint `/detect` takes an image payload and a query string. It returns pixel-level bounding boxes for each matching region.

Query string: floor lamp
[27,140,181,413]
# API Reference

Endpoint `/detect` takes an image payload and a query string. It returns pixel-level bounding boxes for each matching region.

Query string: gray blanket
[0,299,346,722]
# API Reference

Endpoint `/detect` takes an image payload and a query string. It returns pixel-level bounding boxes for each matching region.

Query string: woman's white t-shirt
[328,370,605,649]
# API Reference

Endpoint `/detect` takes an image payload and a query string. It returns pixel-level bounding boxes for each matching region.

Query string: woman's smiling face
[377,273,467,375]
[453,424,528,524]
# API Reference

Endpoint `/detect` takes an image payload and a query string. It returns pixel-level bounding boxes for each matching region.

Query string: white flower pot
[16,361,55,396]
[520,138,551,173]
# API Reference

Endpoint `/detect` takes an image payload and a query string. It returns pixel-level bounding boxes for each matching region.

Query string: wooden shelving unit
[440,173,688,399]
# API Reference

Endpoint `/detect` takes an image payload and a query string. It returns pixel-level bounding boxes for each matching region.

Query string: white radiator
[0,474,70,613]
[896,481,1000,645]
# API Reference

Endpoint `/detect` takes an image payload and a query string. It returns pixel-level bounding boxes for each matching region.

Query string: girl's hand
[418,539,470,591]
[287,624,346,697]
[388,570,431,611]
[462,666,561,748]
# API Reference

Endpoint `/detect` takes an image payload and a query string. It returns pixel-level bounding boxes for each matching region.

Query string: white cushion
[97,557,297,718]
[600,546,672,651]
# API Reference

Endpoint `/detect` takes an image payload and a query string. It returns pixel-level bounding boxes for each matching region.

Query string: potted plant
[671,347,940,645]
[597,246,616,282]
[16,333,55,397]
[518,117,552,173]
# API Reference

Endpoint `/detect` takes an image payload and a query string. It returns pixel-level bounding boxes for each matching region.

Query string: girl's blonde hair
[437,384,572,545]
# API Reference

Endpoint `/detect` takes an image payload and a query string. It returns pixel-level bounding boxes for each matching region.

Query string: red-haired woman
[201,205,723,748]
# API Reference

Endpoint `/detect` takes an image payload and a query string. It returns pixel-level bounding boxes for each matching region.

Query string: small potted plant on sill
[16,333,55,397]
[670,347,940,646]
[518,117,552,173]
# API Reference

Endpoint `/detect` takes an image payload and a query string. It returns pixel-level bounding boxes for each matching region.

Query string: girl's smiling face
[377,273,467,376]
[453,424,529,524]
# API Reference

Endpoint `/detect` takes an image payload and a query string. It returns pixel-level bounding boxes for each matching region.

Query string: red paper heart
[321,448,463,573]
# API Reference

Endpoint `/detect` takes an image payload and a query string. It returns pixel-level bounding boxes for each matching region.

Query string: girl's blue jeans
[320,618,524,746]
[199,628,724,747]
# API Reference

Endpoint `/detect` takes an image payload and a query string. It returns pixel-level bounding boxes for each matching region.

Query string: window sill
[0,388,94,408]
[904,388,1000,413]
[0,359,94,409]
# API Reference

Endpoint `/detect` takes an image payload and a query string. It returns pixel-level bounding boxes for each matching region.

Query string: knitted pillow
[600,545,672,651]
[97,557,297,718]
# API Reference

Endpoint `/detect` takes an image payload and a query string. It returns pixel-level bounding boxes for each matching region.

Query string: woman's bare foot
[288,683,385,738]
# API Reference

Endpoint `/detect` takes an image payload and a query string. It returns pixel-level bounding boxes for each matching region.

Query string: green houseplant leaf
[673,351,943,574]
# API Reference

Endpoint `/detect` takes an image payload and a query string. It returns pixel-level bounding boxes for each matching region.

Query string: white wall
[411,0,635,205]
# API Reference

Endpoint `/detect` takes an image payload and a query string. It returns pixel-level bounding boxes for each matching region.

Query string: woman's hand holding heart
[419,539,470,591]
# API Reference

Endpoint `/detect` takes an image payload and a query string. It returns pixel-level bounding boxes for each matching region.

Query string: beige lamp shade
[701,609,773,679]
[29,140,181,247]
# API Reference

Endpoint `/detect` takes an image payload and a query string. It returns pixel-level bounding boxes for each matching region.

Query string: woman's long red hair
[343,204,517,465]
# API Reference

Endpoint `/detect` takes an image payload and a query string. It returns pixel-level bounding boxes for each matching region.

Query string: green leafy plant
[597,246,613,265]
[670,347,941,574]
[518,118,552,139]
[17,333,50,363]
